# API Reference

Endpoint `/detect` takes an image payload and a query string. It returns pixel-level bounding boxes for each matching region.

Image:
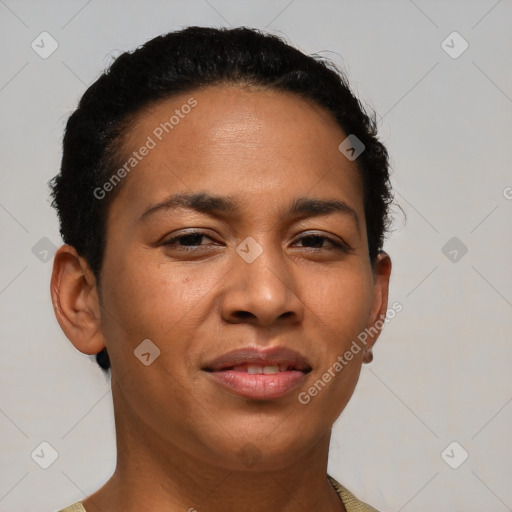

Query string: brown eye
[294,234,351,252]
[163,232,217,250]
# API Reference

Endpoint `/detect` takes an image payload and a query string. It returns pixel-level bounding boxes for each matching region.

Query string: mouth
[208,362,311,374]
[203,346,312,400]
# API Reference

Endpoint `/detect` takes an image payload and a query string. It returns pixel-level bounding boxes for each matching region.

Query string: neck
[82,389,345,512]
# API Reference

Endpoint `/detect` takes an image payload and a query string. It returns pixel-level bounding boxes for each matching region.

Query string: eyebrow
[139,192,359,227]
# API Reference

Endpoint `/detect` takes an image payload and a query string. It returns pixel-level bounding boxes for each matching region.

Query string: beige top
[58,474,380,512]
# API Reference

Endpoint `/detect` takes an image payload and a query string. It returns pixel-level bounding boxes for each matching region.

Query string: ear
[363,251,392,363]
[50,244,106,356]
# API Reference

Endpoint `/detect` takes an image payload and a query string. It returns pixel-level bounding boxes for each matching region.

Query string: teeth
[242,364,282,374]
[247,365,263,374]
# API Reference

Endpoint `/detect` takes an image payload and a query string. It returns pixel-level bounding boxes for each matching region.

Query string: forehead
[110,84,364,223]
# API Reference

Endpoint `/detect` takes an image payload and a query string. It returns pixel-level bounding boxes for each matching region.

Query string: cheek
[298,266,373,415]
[306,264,374,341]
[98,250,224,363]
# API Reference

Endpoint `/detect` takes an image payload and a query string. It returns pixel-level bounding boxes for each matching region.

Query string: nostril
[233,311,255,320]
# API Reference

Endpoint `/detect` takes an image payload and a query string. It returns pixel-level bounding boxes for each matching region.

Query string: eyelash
[162,231,351,252]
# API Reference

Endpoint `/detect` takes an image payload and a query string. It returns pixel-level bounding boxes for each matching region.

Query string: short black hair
[50,26,393,373]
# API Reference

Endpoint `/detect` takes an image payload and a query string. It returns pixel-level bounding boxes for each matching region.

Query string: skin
[51,84,391,512]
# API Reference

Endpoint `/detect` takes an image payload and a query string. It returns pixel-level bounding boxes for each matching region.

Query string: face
[93,85,390,470]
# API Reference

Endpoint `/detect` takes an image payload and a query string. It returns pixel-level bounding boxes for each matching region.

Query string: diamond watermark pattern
[441,441,469,469]
[134,338,161,366]
[31,441,59,469]
[237,442,262,468]
[441,31,468,59]
[442,236,468,263]
[31,237,58,263]
[236,236,263,263]
[338,134,365,161]
[31,31,59,59]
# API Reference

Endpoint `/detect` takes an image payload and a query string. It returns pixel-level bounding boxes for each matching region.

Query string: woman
[50,26,393,512]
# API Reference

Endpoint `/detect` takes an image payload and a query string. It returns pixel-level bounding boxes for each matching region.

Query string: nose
[220,239,305,328]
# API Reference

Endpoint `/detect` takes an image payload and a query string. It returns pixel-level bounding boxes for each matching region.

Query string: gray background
[1,1,511,511]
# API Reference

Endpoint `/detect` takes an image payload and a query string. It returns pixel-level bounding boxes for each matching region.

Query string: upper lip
[203,346,312,372]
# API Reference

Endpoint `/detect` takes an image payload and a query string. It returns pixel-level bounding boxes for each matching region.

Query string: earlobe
[50,245,106,356]
[363,251,392,361]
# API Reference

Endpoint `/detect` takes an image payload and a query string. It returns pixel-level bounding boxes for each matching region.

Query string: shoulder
[328,475,381,512]
[56,502,86,512]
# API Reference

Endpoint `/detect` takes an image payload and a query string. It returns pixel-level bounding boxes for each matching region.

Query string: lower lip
[205,370,308,400]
